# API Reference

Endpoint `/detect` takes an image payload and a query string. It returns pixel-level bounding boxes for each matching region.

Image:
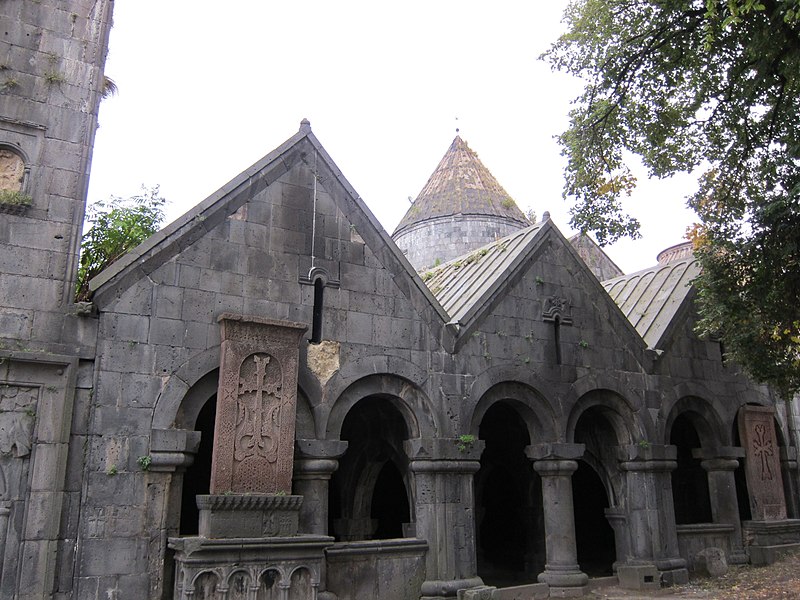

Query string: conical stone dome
[393,136,529,270]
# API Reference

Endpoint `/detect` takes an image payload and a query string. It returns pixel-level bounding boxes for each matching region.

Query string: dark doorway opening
[573,406,619,576]
[180,395,216,534]
[476,401,543,587]
[371,460,410,539]
[670,413,712,524]
[732,414,752,521]
[573,461,615,576]
[328,397,411,541]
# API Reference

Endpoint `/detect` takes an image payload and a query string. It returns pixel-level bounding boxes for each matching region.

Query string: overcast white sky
[87,1,698,274]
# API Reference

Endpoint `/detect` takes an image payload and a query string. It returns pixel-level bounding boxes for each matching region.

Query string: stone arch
[153,347,220,430]
[324,373,436,441]
[226,569,252,599]
[288,566,313,600]
[473,395,546,585]
[667,407,714,525]
[567,390,636,577]
[468,380,557,443]
[327,389,416,541]
[566,388,644,447]
[662,396,726,448]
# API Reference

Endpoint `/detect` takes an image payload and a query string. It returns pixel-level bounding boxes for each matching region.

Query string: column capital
[525,442,584,461]
[295,439,348,460]
[533,459,578,476]
[149,428,201,472]
[700,458,739,472]
[691,446,745,461]
[405,437,485,462]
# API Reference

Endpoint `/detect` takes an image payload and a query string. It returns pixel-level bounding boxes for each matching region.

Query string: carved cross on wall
[542,296,573,364]
[752,423,774,481]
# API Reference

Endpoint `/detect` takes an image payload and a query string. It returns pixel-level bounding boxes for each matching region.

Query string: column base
[538,564,588,596]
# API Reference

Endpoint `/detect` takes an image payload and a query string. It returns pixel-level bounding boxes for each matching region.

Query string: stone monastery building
[1,2,800,599]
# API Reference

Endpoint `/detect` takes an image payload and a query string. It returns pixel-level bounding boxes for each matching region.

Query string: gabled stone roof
[421,222,546,325]
[602,254,700,349]
[393,136,529,235]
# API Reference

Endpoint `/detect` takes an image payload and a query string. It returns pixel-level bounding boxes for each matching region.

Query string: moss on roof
[393,136,529,235]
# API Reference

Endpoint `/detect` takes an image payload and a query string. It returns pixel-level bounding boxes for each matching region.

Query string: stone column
[694,446,748,564]
[779,446,799,518]
[406,438,485,599]
[527,443,588,598]
[604,507,629,572]
[147,428,201,599]
[618,444,688,585]
[0,501,11,577]
[293,439,348,535]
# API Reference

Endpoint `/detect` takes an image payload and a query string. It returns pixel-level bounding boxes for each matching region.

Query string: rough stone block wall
[0,0,112,344]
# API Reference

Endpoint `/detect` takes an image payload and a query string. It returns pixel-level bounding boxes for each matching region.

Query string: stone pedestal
[743,519,800,565]
[528,443,588,598]
[170,535,333,600]
[604,507,629,572]
[695,447,748,564]
[406,438,485,599]
[618,444,688,586]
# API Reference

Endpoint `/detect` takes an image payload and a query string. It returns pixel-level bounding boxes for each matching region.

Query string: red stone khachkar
[210,314,307,494]
[737,405,787,521]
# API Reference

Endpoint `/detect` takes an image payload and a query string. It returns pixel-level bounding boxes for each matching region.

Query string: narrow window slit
[554,316,562,365]
[311,278,324,343]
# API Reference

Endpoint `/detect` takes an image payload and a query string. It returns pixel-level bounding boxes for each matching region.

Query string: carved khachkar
[738,405,787,521]
[210,314,307,495]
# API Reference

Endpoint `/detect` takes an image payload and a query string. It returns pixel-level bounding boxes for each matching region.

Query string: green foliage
[0,190,32,206]
[456,434,476,452]
[547,0,800,396]
[137,455,152,471]
[75,186,166,301]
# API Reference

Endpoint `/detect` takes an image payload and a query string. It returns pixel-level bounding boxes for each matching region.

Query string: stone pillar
[293,439,348,535]
[618,444,688,585]
[147,428,201,599]
[779,446,799,518]
[527,443,588,598]
[406,438,485,599]
[694,446,748,564]
[604,507,629,572]
[0,501,10,574]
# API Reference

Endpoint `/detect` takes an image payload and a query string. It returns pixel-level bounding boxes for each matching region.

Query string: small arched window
[311,277,325,343]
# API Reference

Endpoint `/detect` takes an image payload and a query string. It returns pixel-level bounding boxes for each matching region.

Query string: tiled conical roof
[393,136,529,235]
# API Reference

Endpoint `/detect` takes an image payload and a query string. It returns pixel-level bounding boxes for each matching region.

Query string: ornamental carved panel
[210,314,307,495]
[738,405,787,521]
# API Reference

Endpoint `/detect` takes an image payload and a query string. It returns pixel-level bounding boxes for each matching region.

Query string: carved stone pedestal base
[170,535,333,600]
[197,494,302,538]
[744,519,800,565]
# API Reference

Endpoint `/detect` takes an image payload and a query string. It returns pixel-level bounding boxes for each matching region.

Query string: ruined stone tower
[392,136,530,271]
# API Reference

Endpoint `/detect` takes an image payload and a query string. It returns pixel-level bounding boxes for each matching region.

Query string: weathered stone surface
[738,405,787,521]
[617,564,660,590]
[210,314,307,494]
[694,547,728,577]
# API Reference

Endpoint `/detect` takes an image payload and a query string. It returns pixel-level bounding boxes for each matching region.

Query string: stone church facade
[1,3,800,599]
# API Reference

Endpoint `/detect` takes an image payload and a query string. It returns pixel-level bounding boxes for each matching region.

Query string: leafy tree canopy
[76,185,166,302]
[546,0,800,397]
